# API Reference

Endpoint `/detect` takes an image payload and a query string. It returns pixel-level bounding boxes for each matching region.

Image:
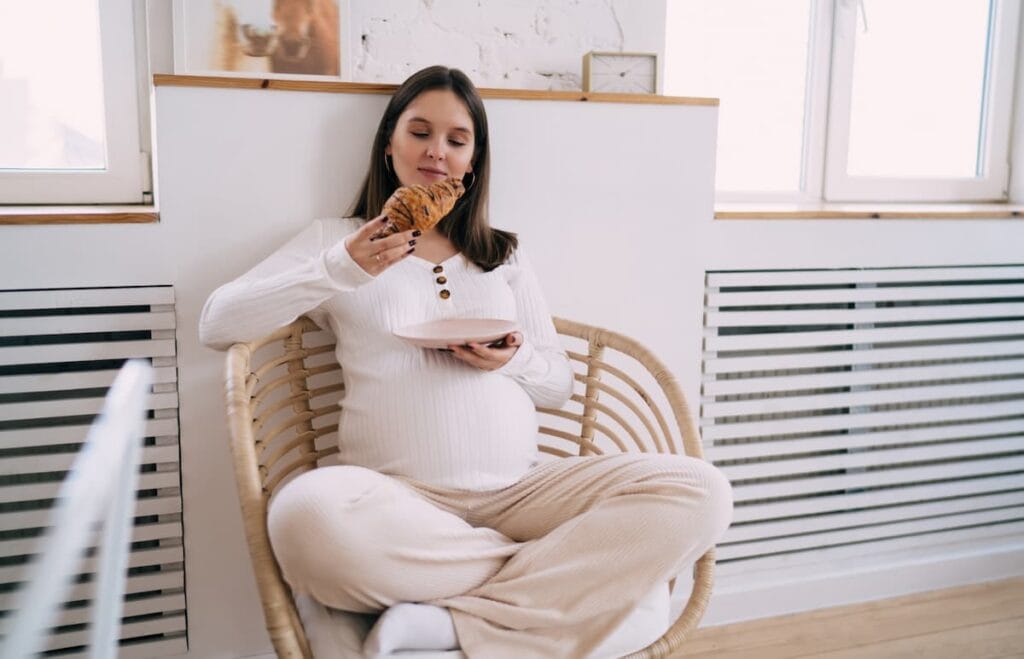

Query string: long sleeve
[199,218,374,350]
[497,248,574,409]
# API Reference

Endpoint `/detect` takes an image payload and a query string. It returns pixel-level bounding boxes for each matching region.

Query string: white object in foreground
[0,360,153,659]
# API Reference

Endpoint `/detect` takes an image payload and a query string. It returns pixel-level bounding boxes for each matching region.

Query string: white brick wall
[348,0,668,91]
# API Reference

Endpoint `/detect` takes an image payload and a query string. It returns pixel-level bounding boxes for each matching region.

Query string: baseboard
[699,536,1024,626]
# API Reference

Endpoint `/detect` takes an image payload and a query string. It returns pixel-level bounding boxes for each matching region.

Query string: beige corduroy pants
[267,453,733,659]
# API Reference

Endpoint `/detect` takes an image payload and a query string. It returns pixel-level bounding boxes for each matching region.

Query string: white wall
[145,0,1023,199]
[348,0,667,90]
[148,0,669,91]
[151,86,715,657]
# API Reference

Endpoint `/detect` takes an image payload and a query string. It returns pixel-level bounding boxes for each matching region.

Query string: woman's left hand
[448,332,523,371]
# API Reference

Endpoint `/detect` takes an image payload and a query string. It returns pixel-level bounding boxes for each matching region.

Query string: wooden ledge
[153,74,718,106]
[715,202,1024,220]
[0,206,159,226]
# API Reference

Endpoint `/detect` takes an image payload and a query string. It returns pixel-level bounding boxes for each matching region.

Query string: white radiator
[0,286,186,657]
[702,266,1024,573]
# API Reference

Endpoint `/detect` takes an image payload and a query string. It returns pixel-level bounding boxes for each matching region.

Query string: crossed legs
[268,454,733,657]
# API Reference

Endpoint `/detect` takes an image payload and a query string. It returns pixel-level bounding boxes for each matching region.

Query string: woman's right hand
[344,214,419,276]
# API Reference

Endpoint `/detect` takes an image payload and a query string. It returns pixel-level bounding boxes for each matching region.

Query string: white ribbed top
[200,217,573,490]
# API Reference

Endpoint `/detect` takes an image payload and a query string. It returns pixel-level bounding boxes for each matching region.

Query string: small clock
[582,51,658,94]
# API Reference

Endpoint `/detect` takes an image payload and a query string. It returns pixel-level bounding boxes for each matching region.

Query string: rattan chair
[224,316,716,658]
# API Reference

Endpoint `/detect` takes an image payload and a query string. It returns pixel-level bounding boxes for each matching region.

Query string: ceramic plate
[394,318,518,349]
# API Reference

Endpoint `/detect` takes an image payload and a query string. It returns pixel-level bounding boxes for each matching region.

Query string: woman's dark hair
[347,65,517,272]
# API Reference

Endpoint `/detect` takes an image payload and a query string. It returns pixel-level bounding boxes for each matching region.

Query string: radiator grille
[0,286,186,656]
[702,266,1024,568]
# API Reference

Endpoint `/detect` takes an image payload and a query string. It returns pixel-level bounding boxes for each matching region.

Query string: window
[0,0,149,205]
[665,0,1021,203]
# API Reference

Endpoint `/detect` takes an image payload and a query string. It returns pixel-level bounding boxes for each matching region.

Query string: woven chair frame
[224,316,716,658]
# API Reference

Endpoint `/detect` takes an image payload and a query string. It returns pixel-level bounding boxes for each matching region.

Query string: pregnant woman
[200,65,733,658]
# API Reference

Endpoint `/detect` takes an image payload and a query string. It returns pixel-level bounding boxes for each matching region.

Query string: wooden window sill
[0,206,159,225]
[714,202,1024,220]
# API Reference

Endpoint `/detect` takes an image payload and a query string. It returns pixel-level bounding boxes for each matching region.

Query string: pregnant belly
[336,368,540,488]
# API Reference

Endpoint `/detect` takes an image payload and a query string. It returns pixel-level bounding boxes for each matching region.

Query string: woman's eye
[448,140,467,147]
[411,132,429,138]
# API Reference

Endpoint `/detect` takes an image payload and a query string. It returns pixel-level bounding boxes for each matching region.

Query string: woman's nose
[426,140,445,160]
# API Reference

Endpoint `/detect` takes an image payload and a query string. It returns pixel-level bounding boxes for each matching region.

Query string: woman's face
[386,89,475,188]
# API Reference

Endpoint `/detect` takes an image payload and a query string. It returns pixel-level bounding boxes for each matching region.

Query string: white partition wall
[154,84,719,656]
[2,81,1022,655]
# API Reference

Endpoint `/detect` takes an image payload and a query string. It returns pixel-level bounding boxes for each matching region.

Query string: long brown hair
[347,66,517,272]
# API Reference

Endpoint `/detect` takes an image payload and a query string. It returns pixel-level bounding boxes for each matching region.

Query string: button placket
[433,264,451,300]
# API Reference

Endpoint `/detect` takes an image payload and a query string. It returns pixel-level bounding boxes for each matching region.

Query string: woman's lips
[418,168,448,180]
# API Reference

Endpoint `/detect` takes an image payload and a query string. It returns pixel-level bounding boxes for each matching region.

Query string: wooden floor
[673,577,1024,659]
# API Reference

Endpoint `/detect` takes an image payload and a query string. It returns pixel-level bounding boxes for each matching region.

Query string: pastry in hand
[381,177,465,235]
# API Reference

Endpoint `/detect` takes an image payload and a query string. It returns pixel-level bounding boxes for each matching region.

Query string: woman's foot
[363,603,458,656]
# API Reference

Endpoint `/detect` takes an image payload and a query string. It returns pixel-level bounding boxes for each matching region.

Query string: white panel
[703,378,1024,417]
[0,312,176,337]
[707,266,1024,287]
[0,366,178,395]
[722,436,1023,481]
[0,522,183,559]
[0,418,179,449]
[0,285,186,657]
[718,508,1024,560]
[727,491,1024,542]
[705,318,1024,352]
[86,638,189,659]
[0,445,180,478]
[44,614,187,652]
[0,288,175,311]
[706,302,1024,327]
[0,392,179,423]
[703,339,1024,374]
[0,546,183,585]
[706,418,1024,461]
[729,455,1024,501]
[0,339,177,367]
[0,501,182,536]
[703,358,1024,396]
[0,570,184,611]
[52,593,187,629]
[702,399,1023,440]
[704,264,1024,577]
[732,474,1024,522]
[0,464,180,503]
[709,283,1024,306]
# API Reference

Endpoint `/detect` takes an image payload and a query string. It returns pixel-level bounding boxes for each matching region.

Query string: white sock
[363,603,459,656]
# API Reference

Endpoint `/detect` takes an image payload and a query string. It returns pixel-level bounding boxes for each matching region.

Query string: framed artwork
[172,0,350,79]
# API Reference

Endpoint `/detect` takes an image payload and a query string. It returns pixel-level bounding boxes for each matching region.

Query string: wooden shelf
[153,74,718,106]
[715,203,1024,220]
[0,206,159,225]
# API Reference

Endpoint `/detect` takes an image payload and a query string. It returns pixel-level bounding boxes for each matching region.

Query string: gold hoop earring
[463,171,475,191]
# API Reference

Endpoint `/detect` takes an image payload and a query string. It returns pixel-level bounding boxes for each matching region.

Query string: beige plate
[394,318,518,349]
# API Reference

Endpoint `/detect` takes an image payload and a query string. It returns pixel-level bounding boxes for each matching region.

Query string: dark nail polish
[407,247,415,254]
[369,236,378,242]
[409,239,417,246]
[412,230,422,237]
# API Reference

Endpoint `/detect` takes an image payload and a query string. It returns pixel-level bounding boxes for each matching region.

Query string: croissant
[381,177,465,235]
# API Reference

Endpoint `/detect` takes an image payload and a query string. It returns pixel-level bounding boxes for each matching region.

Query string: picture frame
[172,0,351,80]
[582,51,658,95]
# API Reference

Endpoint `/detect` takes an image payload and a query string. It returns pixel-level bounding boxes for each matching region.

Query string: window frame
[715,0,835,204]
[0,0,150,205]
[705,0,1021,204]
[823,0,1020,202]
